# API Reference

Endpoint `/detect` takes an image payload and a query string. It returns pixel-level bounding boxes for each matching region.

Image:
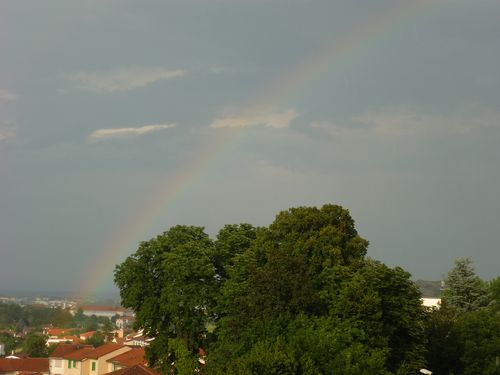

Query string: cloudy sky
[1,0,499,295]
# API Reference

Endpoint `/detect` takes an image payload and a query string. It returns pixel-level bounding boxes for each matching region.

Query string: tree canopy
[114,204,498,375]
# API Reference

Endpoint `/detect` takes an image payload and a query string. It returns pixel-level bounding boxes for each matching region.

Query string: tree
[114,225,216,372]
[449,310,500,375]
[209,205,425,373]
[102,318,115,342]
[84,332,105,347]
[488,276,500,311]
[442,257,489,314]
[328,260,427,373]
[213,223,257,281]
[22,333,47,357]
[0,332,21,356]
[423,302,460,375]
[115,204,430,374]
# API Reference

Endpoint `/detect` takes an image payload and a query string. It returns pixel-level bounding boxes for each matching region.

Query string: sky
[1,0,499,296]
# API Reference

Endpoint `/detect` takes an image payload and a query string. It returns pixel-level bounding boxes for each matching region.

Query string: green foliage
[442,257,489,314]
[22,333,47,357]
[101,318,115,342]
[115,204,492,374]
[423,302,460,375]
[329,260,427,372]
[0,304,22,327]
[84,332,105,347]
[450,310,500,375]
[213,223,257,281]
[166,338,198,375]
[115,225,217,368]
[0,332,22,355]
[425,259,500,375]
[0,303,76,331]
[488,277,500,311]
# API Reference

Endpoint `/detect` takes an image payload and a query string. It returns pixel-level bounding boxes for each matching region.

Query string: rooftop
[107,348,146,367]
[0,358,49,373]
[50,344,92,358]
[107,364,161,375]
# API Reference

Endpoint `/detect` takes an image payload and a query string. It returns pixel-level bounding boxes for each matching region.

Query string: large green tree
[114,225,216,371]
[115,204,429,374]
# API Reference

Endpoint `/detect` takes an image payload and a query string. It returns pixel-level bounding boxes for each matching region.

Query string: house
[114,317,134,330]
[0,358,49,374]
[106,365,160,375]
[61,343,130,375]
[83,344,131,375]
[47,336,80,347]
[78,333,97,342]
[49,344,92,375]
[44,329,73,338]
[60,346,95,375]
[106,348,145,373]
[123,332,153,348]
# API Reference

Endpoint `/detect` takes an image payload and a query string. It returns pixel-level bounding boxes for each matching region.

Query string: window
[68,360,72,368]
[54,359,62,368]
[92,361,96,371]
[73,360,77,368]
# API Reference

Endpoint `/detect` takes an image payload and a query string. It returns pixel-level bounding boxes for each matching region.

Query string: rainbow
[79,0,438,300]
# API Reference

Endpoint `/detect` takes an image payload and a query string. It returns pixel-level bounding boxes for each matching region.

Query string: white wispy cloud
[88,123,176,142]
[210,108,298,129]
[0,88,17,101]
[0,126,16,141]
[67,66,185,93]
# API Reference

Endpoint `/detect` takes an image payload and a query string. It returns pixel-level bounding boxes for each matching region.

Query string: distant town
[0,293,164,374]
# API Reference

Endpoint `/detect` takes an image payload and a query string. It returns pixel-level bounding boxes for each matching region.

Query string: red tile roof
[0,358,49,373]
[50,344,93,358]
[107,364,161,375]
[61,346,95,360]
[46,328,72,337]
[85,343,129,359]
[79,331,97,339]
[107,348,146,367]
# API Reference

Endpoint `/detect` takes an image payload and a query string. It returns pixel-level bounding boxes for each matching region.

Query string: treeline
[0,304,115,332]
[114,204,500,375]
[0,304,73,329]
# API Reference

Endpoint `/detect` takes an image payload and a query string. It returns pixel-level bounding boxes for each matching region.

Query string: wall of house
[64,359,82,375]
[50,358,64,375]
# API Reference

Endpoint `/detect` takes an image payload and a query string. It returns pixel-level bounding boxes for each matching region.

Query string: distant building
[421,298,441,308]
[80,306,128,319]
[115,316,134,330]
[79,332,97,342]
[123,331,153,348]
